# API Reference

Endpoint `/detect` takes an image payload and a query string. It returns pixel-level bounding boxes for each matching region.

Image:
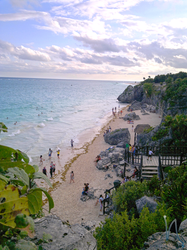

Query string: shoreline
[42,107,162,225]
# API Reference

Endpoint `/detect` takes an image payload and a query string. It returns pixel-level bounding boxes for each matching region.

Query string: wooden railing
[124,146,187,166]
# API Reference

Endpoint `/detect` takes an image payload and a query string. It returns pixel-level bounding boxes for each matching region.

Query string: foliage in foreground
[95,205,170,250]
[95,162,187,249]
[152,114,187,147]
[0,145,54,250]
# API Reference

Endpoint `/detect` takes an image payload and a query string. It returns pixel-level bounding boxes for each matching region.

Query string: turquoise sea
[0,77,131,164]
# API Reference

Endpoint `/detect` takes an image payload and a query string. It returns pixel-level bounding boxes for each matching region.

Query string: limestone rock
[117,85,134,103]
[179,218,187,234]
[123,111,140,121]
[31,215,97,250]
[136,195,158,214]
[127,101,142,111]
[104,128,130,145]
[142,232,187,250]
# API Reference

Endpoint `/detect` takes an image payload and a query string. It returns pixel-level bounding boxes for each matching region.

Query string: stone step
[142,174,158,179]
[142,171,158,174]
[142,167,158,171]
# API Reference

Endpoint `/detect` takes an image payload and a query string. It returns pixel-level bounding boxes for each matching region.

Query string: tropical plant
[0,145,54,249]
[162,163,187,223]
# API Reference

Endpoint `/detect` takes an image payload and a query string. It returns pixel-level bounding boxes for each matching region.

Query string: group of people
[42,161,56,178]
[82,183,89,195]
[112,106,123,117]
[126,144,136,156]
[103,126,112,136]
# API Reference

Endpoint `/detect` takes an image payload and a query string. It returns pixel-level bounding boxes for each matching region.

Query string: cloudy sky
[0,0,187,80]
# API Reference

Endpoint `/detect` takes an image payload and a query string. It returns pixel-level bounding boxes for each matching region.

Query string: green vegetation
[143,126,154,134]
[152,114,187,147]
[94,162,187,249]
[163,77,187,107]
[0,145,54,249]
[143,82,154,97]
[0,123,8,132]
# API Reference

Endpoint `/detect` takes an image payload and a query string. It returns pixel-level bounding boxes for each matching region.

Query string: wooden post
[124,162,126,178]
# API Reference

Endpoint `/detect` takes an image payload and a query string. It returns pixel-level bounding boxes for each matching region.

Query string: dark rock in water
[117,85,134,103]
[0,122,8,132]
[123,111,140,121]
[136,195,158,214]
[104,128,130,145]
[31,215,97,250]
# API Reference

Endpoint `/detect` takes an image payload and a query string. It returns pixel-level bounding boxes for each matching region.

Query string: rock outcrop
[117,85,134,103]
[104,128,130,146]
[123,111,140,121]
[136,195,158,214]
[30,215,97,250]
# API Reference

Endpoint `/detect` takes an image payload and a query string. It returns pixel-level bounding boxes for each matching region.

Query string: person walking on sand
[40,155,44,165]
[71,139,74,147]
[95,195,104,212]
[70,171,74,183]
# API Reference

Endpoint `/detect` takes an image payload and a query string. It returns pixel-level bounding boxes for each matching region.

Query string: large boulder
[136,195,158,214]
[117,85,134,103]
[31,215,97,250]
[127,100,142,111]
[123,111,140,121]
[96,157,111,170]
[104,128,130,145]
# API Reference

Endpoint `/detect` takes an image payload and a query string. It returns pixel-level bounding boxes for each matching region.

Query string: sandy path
[42,108,161,225]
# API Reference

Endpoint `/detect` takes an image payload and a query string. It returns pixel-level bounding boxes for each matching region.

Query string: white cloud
[0,40,51,61]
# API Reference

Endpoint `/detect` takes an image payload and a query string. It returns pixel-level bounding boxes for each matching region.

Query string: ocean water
[0,77,131,164]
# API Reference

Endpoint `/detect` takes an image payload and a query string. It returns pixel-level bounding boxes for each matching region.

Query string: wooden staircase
[141,156,159,180]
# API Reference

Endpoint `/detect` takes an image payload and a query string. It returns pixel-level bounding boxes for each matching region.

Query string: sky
[0,0,187,81]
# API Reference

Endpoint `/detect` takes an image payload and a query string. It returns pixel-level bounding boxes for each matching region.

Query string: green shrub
[162,163,187,223]
[112,181,148,216]
[147,176,162,196]
[94,205,171,250]
[143,83,154,97]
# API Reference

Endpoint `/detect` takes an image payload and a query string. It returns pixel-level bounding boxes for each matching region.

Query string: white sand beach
[40,107,162,225]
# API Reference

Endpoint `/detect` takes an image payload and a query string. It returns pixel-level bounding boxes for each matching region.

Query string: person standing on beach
[48,148,53,159]
[70,171,74,183]
[50,161,53,178]
[50,166,53,178]
[56,148,60,159]
[71,139,74,147]
[42,166,47,176]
